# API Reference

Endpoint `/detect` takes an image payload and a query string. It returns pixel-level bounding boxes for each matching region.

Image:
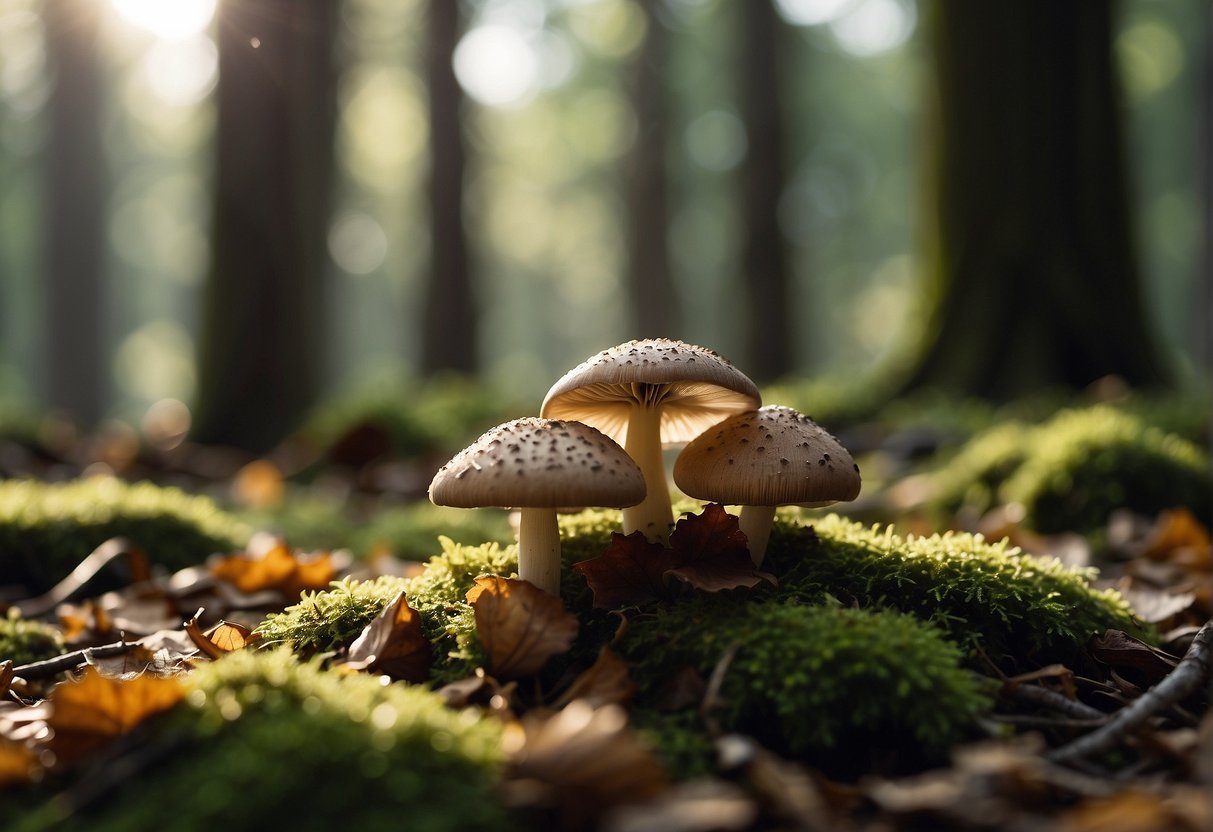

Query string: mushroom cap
[673,405,861,507]
[540,339,761,445]
[429,417,646,509]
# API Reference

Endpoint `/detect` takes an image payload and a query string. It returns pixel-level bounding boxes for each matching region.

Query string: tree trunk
[421,0,476,374]
[740,0,792,383]
[42,0,106,429]
[904,0,1171,398]
[625,0,676,339]
[1200,1,1212,375]
[193,0,339,451]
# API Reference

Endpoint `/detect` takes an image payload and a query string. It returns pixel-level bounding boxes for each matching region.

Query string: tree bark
[421,0,476,374]
[625,0,676,339]
[42,0,107,429]
[740,0,792,383]
[904,0,1171,398]
[193,0,339,451]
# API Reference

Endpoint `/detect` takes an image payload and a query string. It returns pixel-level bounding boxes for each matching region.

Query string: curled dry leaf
[210,535,334,601]
[502,701,668,818]
[45,667,183,769]
[1091,630,1180,686]
[185,610,261,660]
[345,590,432,683]
[555,647,637,710]
[467,576,578,679]
[575,506,774,610]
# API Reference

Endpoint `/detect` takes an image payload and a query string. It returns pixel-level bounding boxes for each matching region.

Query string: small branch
[11,640,138,681]
[699,643,740,737]
[1048,619,1213,766]
[1003,683,1107,721]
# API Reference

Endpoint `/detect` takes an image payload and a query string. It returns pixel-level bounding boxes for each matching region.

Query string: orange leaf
[0,738,38,787]
[554,647,636,709]
[46,667,183,769]
[573,532,680,609]
[211,536,334,600]
[467,577,578,679]
[185,612,260,660]
[346,590,432,683]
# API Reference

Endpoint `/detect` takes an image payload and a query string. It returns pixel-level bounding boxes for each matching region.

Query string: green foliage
[930,421,1031,515]
[352,503,514,560]
[621,600,992,770]
[49,649,515,832]
[0,478,251,592]
[0,609,64,667]
[1002,405,1211,533]
[299,375,522,462]
[766,513,1141,660]
[256,574,409,652]
[633,708,716,781]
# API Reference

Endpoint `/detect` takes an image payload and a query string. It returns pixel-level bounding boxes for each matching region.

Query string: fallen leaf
[1058,789,1185,832]
[1141,509,1212,571]
[185,611,261,660]
[467,576,578,679]
[0,737,37,787]
[0,661,12,699]
[210,535,335,600]
[1090,630,1179,686]
[230,459,285,509]
[574,532,680,609]
[84,644,159,679]
[501,701,668,823]
[1117,582,1196,625]
[555,647,637,709]
[45,667,184,769]
[345,590,431,683]
[666,505,776,593]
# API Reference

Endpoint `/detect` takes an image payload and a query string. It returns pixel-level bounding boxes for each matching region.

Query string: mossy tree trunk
[1200,2,1213,375]
[42,0,106,429]
[740,0,792,383]
[625,0,676,338]
[193,0,339,451]
[905,0,1171,399]
[421,0,476,375]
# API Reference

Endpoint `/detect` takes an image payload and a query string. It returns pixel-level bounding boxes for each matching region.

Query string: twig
[11,640,138,681]
[1047,619,1213,766]
[1003,682,1107,721]
[699,643,740,737]
[990,714,1107,729]
[15,538,146,618]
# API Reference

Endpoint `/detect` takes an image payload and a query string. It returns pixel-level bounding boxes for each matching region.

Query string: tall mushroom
[428,417,645,596]
[673,405,860,566]
[541,338,760,542]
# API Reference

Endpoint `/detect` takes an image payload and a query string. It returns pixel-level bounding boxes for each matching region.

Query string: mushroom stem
[517,507,562,595]
[622,404,673,542]
[738,504,777,566]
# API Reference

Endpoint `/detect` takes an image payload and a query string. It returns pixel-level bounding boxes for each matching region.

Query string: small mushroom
[672,405,860,566]
[541,338,760,542]
[428,417,646,596]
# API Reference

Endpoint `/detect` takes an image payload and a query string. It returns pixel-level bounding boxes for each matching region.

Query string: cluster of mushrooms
[428,339,861,596]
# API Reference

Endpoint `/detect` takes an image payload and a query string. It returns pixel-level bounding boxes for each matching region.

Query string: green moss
[39,649,515,832]
[765,513,1141,660]
[1001,405,1211,533]
[620,600,992,772]
[632,708,716,781]
[929,421,1032,516]
[0,609,64,667]
[256,574,410,652]
[0,478,251,592]
[353,503,514,560]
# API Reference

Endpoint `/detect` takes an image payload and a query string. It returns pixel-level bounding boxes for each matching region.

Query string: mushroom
[672,405,860,566]
[540,338,761,542]
[428,417,646,596]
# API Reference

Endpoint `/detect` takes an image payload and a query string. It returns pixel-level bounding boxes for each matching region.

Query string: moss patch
[0,609,65,667]
[33,649,514,832]
[0,478,250,592]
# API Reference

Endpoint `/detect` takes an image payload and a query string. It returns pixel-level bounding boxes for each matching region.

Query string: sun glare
[111,0,216,39]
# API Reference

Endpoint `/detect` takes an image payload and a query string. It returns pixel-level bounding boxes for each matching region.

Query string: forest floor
[0,401,1210,832]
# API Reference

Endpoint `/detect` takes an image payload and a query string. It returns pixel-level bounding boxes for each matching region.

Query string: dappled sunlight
[110,0,216,40]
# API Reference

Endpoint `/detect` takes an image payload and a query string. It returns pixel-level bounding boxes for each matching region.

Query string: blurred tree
[625,0,676,338]
[193,0,340,451]
[42,0,106,428]
[421,0,476,374]
[905,0,1171,398]
[740,0,792,382]
[1201,2,1212,373]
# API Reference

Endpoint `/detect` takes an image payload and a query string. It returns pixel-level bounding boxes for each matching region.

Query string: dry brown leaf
[574,532,680,609]
[210,535,335,600]
[45,667,183,769]
[0,737,38,787]
[1142,509,1212,571]
[1091,630,1180,686]
[467,576,578,679]
[555,647,637,709]
[502,701,668,822]
[1058,789,1190,832]
[84,644,159,679]
[666,505,776,593]
[184,611,260,660]
[231,459,285,509]
[345,590,432,683]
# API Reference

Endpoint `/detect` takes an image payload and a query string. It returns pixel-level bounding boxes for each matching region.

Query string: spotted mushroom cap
[673,405,861,507]
[428,417,646,509]
[540,339,761,445]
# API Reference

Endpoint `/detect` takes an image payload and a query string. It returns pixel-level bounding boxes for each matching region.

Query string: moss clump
[621,600,991,773]
[256,574,409,653]
[0,478,251,592]
[765,513,1140,660]
[929,421,1032,516]
[1001,406,1211,533]
[0,609,64,667]
[38,649,515,832]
